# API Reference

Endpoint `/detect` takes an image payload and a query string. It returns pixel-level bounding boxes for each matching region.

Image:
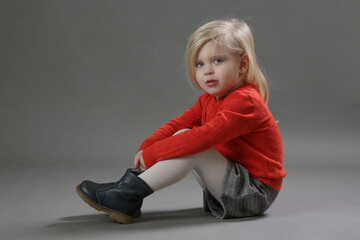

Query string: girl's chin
[203,89,228,98]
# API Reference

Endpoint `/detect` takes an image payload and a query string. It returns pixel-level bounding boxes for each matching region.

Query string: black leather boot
[76,180,144,217]
[76,168,153,224]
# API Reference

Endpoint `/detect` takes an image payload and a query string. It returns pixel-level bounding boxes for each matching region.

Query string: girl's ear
[239,54,249,74]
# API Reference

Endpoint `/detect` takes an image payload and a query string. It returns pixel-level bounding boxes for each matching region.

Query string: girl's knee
[173,128,190,136]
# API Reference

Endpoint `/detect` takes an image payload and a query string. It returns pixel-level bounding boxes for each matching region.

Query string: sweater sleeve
[142,92,259,168]
[138,95,203,151]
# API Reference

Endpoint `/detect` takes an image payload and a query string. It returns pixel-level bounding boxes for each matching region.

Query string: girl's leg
[137,156,196,191]
[138,134,228,203]
[192,148,228,202]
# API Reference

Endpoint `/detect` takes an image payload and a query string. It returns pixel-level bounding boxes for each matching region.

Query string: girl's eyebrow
[212,54,227,59]
[196,54,227,62]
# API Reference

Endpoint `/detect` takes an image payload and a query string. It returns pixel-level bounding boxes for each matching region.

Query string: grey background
[1,1,360,239]
[1,0,359,167]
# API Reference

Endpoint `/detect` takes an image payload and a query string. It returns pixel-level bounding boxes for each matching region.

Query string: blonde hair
[185,19,269,104]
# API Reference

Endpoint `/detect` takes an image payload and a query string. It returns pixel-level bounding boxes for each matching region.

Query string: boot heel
[134,209,141,217]
[109,212,135,224]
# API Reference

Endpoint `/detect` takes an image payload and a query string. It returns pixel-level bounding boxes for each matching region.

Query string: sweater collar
[212,83,257,101]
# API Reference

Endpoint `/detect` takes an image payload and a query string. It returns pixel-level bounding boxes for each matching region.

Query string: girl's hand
[134,150,147,172]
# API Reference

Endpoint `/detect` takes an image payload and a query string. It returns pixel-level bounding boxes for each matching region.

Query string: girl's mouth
[205,79,218,87]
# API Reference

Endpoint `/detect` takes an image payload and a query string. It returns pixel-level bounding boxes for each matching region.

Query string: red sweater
[139,84,286,190]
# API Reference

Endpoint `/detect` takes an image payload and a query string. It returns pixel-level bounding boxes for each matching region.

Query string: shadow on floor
[45,208,266,234]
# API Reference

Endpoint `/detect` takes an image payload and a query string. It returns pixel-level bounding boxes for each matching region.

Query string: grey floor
[1,161,360,240]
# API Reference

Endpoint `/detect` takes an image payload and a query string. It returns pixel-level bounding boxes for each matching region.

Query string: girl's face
[195,40,247,99]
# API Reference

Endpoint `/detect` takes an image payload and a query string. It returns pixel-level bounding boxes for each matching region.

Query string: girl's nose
[204,65,214,75]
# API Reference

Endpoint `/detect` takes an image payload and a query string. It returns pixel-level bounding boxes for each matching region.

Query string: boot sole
[76,185,140,224]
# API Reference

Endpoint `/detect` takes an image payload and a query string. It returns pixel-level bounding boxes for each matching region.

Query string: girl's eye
[214,58,223,64]
[196,62,204,67]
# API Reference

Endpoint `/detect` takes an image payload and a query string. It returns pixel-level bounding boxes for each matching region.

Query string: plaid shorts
[204,160,280,219]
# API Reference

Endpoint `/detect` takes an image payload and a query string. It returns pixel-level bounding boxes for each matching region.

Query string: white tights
[139,129,228,203]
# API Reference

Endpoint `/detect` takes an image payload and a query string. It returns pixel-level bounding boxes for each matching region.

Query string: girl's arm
[142,93,262,168]
[137,95,203,151]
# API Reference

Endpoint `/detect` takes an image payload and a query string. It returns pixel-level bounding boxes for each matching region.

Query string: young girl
[76,18,286,224]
